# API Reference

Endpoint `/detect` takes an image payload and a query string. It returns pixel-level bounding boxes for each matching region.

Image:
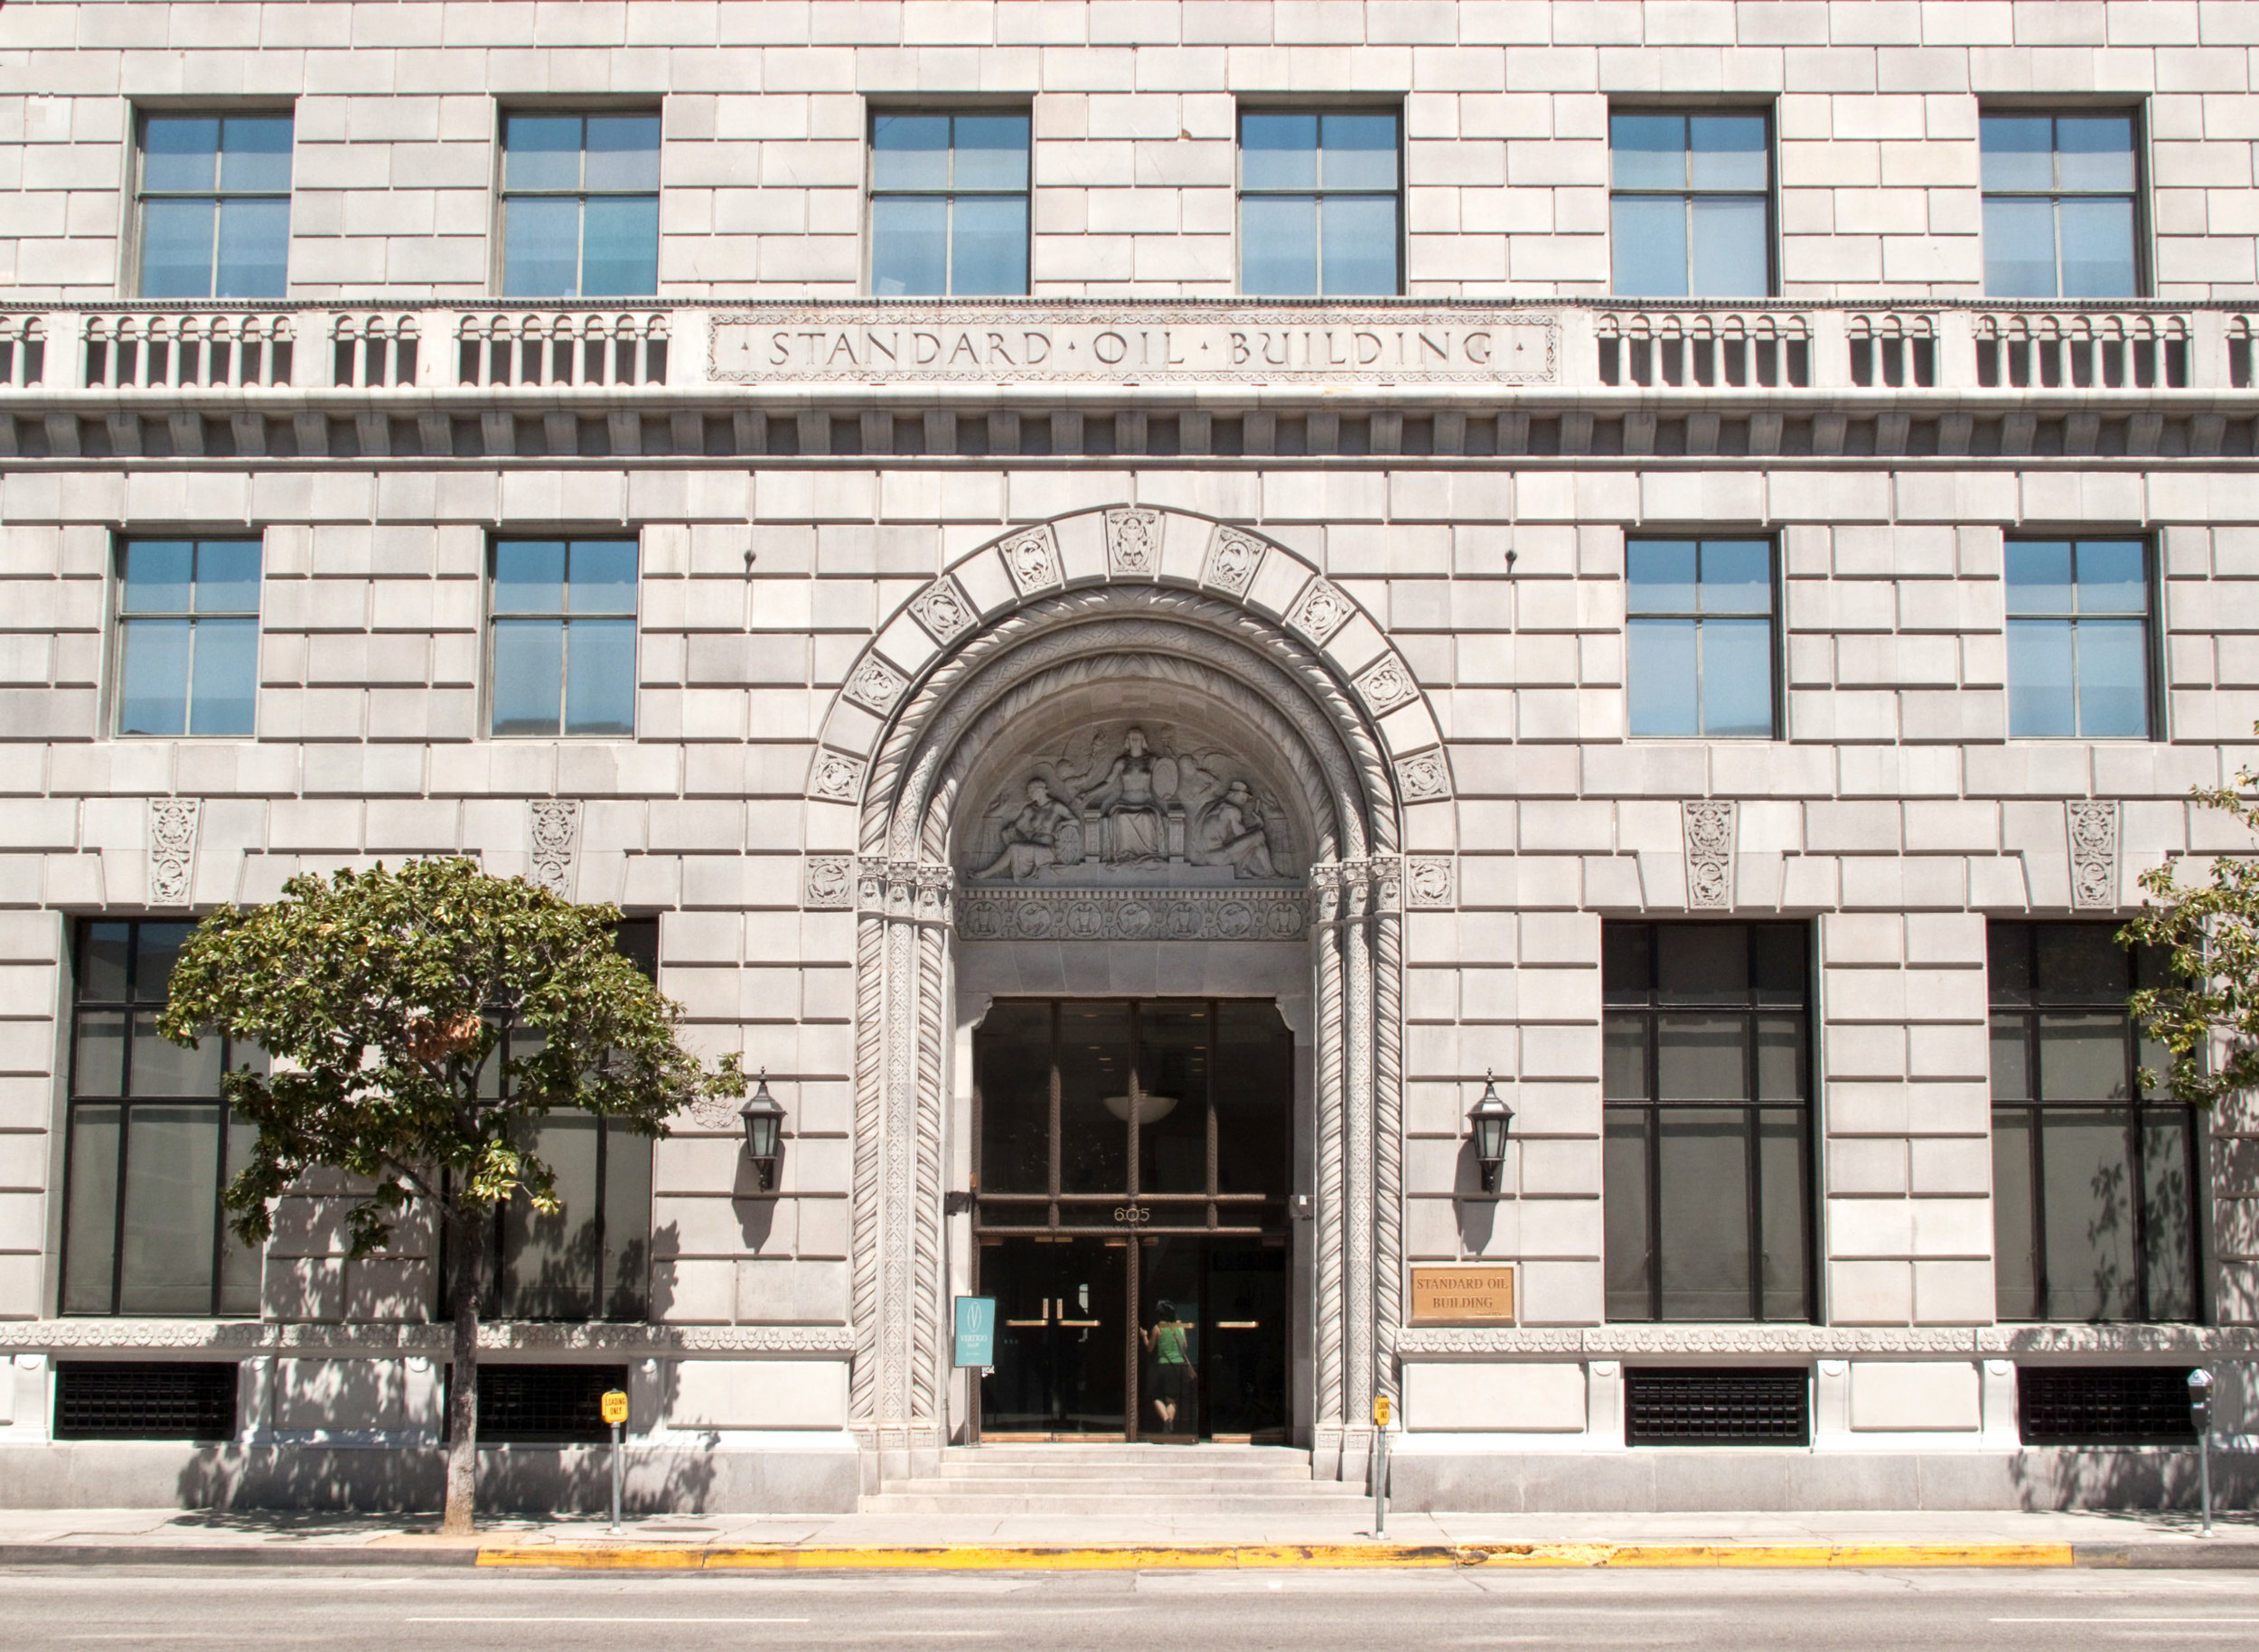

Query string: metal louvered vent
[54,1361,238,1441]
[1625,1366,1810,1446]
[2020,1366,2197,1446]
[470,1364,627,1445]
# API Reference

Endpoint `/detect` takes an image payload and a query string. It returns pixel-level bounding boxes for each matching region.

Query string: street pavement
[3,1563,2259,1649]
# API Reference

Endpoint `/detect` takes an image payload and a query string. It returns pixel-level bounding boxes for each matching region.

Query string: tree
[2121,756,2259,1112]
[157,858,744,1534]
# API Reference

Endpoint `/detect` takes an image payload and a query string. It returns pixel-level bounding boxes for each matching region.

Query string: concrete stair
[863,1442,1368,1517]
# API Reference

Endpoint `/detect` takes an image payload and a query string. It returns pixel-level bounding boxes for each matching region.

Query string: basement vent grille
[53,1361,238,1441]
[467,1364,629,1445]
[1625,1366,1810,1446]
[2019,1366,2198,1446]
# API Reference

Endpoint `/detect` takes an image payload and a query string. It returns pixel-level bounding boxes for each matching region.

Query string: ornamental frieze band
[956,887,1309,943]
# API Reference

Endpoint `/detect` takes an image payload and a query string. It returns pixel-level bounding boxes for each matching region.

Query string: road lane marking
[1992,1619,2259,1626]
[408,1616,811,1624]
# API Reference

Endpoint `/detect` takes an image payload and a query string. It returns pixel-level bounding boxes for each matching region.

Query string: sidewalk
[0,1506,2254,1569]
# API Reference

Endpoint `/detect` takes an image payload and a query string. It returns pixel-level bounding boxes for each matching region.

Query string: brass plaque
[1410,1265,1517,1326]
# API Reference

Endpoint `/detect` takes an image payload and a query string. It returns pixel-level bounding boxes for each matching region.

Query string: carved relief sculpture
[147,798,202,907]
[2068,800,2119,911]
[529,799,581,900]
[1076,726,1170,867]
[1683,799,1738,911]
[1105,508,1161,578]
[972,780,1083,882]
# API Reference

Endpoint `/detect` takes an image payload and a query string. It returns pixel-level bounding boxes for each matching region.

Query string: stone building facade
[0,0,2255,1513]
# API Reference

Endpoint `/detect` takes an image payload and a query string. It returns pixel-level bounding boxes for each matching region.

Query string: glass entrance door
[973,999,1291,1442]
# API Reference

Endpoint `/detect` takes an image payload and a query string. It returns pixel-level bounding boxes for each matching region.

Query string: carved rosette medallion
[147,798,202,907]
[843,655,908,716]
[1287,579,1353,644]
[529,799,581,900]
[998,525,1063,595]
[1354,656,1419,716]
[957,887,1308,943]
[809,751,867,803]
[1104,508,1161,579]
[1406,855,1455,909]
[1394,749,1450,803]
[804,855,854,911]
[1202,525,1267,597]
[909,577,976,645]
[1683,799,1738,911]
[2067,800,2119,911]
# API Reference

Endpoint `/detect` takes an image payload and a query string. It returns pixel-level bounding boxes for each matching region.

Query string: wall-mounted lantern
[1467,1070,1514,1196]
[739,1070,786,1192]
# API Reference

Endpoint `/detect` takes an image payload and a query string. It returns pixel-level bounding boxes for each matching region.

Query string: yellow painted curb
[475,1540,2076,1572]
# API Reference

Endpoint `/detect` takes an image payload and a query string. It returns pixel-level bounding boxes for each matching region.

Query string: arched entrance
[800,509,1455,1481]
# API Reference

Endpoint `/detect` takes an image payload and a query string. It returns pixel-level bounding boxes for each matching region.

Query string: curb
[0,1544,479,1568]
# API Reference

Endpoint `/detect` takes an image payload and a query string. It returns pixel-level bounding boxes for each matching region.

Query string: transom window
[1990,923,2199,1324]
[1609,111,1771,297]
[1626,537,1778,738]
[489,538,638,737]
[1238,110,1401,297]
[116,538,261,738]
[1982,112,2141,298]
[2004,538,2154,739]
[868,111,1031,296]
[501,112,661,298]
[1604,923,1813,1324]
[136,112,294,300]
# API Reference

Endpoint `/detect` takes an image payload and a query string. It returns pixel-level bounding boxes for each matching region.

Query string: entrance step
[864,1443,1369,1517]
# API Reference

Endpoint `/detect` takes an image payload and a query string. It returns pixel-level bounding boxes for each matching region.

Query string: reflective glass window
[489,539,638,737]
[869,111,1030,296]
[1981,113,2142,297]
[1626,538,1777,737]
[501,112,661,297]
[2004,539,2153,739]
[1608,111,1772,296]
[117,540,261,738]
[1238,109,1401,296]
[136,113,293,299]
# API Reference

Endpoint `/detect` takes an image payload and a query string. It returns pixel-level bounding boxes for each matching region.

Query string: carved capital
[147,798,202,907]
[528,799,580,901]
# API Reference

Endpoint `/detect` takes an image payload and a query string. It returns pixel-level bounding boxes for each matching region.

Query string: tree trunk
[443,1199,488,1535]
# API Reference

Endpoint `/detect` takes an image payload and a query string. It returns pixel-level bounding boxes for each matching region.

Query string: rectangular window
[2004,537,2154,739]
[116,538,261,739]
[1982,112,2142,298]
[501,111,661,298]
[136,111,294,299]
[1626,537,1777,738]
[489,538,638,737]
[1603,923,1813,1324]
[1238,109,1401,297]
[868,110,1030,297]
[1990,922,2200,1325]
[1609,111,1771,297]
[61,921,263,1318]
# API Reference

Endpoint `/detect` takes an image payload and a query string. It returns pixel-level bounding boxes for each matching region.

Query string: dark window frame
[2002,534,2161,742]
[1624,533,1784,740]
[131,107,295,300]
[496,108,663,299]
[865,107,1033,298]
[1979,107,2149,299]
[485,534,640,739]
[113,536,264,740]
[1235,105,1405,298]
[1607,106,1778,298]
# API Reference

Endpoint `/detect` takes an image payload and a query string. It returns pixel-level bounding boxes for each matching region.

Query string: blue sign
[953,1296,997,1368]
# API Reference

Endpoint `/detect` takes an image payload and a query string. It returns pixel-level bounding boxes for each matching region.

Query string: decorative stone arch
[798,509,1455,1478]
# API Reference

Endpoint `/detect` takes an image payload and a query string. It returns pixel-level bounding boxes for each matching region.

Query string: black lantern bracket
[1467,1069,1514,1199]
[739,1069,786,1195]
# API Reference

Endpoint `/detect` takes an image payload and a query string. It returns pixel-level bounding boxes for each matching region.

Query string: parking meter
[2189,1367,2214,1537]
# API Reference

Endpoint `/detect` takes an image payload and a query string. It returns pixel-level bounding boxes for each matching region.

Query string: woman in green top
[1142,1300,1194,1434]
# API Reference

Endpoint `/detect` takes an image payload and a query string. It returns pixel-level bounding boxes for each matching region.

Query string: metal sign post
[601,1388,630,1534]
[953,1297,997,1447]
[1372,1394,1392,1541]
[2189,1368,2214,1538]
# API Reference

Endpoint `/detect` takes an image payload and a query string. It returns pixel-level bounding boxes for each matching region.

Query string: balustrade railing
[1594,309,1812,389]
[455,310,668,388]
[83,311,294,389]
[331,312,419,388]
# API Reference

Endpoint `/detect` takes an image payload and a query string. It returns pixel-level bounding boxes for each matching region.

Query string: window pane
[192,540,262,614]
[143,117,220,192]
[140,198,217,299]
[2039,1108,2136,1320]
[118,619,192,737]
[1656,1016,1747,1100]
[1755,1017,1804,1100]
[1757,1107,1807,1319]
[1610,113,1685,190]
[501,196,583,297]
[950,193,1031,296]
[2141,1114,2196,1320]
[492,619,565,737]
[952,113,1031,190]
[1611,194,1687,296]
[1751,926,1804,1006]
[1982,196,2058,298]
[1980,115,2055,192]
[1992,1018,2031,1101]
[2038,1012,2132,1101]
[73,1009,126,1097]
[579,195,659,296]
[1056,1001,1130,1195]
[187,617,258,737]
[1241,194,1318,296]
[493,540,567,615]
[81,923,130,1003]
[2057,116,2135,192]
[1627,539,1698,614]
[2074,540,2147,615]
[562,620,637,737]
[63,1104,122,1314]
[602,1125,654,1319]
[1698,540,1772,614]
[500,1112,600,1319]
[1627,618,1698,737]
[1698,618,1776,737]
[1689,115,1767,191]
[1604,1017,1648,1100]
[2073,620,2150,739]
[124,540,195,614]
[2005,540,2074,615]
[1603,1108,1653,1320]
[2006,620,2076,737]
[870,195,949,296]
[872,113,951,191]
[1658,924,1748,1004]
[1318,192,1398,296]
[1690,195,1768,296]
[132,1009,220,1096]
[136,923,192,1004]
[2037,924,2129,1000]
[2057,197,2137,297]
[1991,1112,2041,1320]
[1319,112,1398,190]
[567,540,638,613]
[219,115,294,192]
[1603,923,1652,1003]
[979,1001,1054,1196]
[584,114,661,191]
[218,1109,263,1317]
[503,115,584,192]
[1241,113,1318,190]
[1656,1107,1751,1319]
[119,1104,220,1314]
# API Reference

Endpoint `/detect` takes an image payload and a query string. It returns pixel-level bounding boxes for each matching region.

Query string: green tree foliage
[2121,759,2259,1112]
[158,858,744,1531]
